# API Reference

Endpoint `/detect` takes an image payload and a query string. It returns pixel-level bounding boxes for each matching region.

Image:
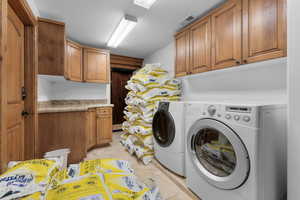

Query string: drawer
[96,107,112,115]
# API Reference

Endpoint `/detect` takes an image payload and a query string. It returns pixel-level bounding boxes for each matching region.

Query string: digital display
[226,106,251,113]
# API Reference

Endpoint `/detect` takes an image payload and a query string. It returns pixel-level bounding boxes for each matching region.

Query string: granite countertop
[38,100,114,114]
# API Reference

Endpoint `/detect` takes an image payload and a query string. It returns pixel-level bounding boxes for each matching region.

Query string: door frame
[0,0,37,171]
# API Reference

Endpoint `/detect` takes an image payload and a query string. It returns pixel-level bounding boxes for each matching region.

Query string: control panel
[202,104,255,125]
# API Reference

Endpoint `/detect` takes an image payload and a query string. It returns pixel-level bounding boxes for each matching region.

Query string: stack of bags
[121,64,182,165]
[0,158,162,200]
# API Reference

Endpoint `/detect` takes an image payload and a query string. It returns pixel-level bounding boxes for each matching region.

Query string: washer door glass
[194,128,236,177]
[188,119,250,190]
[152,110,175,147]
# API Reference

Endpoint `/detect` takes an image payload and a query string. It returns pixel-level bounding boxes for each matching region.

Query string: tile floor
[86,132,200,200]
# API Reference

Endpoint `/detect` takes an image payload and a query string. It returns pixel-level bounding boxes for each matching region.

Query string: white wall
[38,75,108,101]
[144,42,175,77]
[26,0,40,17]
[144,41,287,103]
[287,0,300,199]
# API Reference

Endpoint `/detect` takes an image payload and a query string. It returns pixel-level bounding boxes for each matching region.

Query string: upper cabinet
[175,31,190,77]
[38,18,111,83]
[83,48,110,83]
[38,18,65,75]
[65,40,83,82]
[242,0,287,64]
[211,0,242,70]
[189,16,212,74]
[175,0,287,77]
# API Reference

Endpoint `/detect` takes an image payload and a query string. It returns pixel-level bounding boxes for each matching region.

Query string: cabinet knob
[244,59,248,63]
[236,61,241,64]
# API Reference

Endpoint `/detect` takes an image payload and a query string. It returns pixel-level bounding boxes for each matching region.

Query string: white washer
[152,101,186,176]
[185,101,287,200]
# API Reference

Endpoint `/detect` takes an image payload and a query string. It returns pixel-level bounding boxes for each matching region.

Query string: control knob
[207,105,216,116]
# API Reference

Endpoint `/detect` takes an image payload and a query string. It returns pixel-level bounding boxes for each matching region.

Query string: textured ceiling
[34,0,224,58]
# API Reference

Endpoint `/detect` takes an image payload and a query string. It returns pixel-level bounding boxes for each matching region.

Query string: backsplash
[38,75,108,101]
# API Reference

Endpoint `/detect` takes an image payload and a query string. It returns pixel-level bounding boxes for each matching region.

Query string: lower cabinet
[87,107,113,150]
[38,111,87,164]
[37,107,113,163]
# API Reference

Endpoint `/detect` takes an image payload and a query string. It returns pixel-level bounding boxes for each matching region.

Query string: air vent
[179,15,195,29]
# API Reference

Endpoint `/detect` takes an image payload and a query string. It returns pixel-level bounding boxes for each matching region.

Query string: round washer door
[187,118,250,190]
[152,110,176,147]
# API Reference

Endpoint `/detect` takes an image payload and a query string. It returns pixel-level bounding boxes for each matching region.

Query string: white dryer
[152,101,186,176]
[185,102,287,200]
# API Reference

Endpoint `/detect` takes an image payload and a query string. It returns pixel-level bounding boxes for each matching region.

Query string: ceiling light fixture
[134,0,158,9]
[107,15,137,48]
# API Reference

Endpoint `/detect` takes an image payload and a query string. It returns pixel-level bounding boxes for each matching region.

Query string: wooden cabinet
[65,40,83,82]
[189,16,212,74]
[175,31,189,77]
[174,0,286,77]
[65,41,110,83]
[83,48,110,83]
[96,108,113,145]
[242,0,287,64]
[86,107,113,150]
[37,18,110,82]
[86,109,97,150]
[38,112,87,164]
[212,0,242,69]
[38,18,65,75]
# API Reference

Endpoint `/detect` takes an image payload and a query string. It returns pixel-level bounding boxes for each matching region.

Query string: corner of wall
[26,0,40,17]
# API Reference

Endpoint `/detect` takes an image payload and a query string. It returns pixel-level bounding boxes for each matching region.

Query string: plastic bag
[45,173,112,200]
[19,192,43,200]
[0,159,60,200]
[69,159,134,177]
[104,173,144,197]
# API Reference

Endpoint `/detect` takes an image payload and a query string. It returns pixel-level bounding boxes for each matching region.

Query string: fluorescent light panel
[134,0,157,9]
[107,15,137,48]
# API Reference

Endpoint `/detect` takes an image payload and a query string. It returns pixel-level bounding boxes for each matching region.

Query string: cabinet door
[175,31,189,77]
[189,16,211,74]
[212,0,242,70]
[38,18,65,75]
[96,108,112,145]
[83,48,110,83]
[86,109,97,150]
[65,41,83,82]
[243,0,287,63]
[96,116,112,145]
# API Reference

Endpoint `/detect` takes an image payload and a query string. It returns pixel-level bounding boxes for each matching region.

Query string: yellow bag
[45,174,112,200]
[104,173,143,197]
[0,159,60,200]
[48,168,70,189]
[19,192,42,200]
[69,159,134,177]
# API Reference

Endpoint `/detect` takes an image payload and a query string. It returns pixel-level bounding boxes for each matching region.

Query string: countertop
[38,100,114,114]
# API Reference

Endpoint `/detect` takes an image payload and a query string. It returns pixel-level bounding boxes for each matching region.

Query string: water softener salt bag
[0,159,60,200]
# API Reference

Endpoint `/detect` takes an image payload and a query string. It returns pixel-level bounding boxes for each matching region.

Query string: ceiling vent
[179,15,195,29]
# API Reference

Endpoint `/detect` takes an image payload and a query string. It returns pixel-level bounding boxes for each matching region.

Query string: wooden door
[189,16,211,74]
[96,108,112,144]
[212,0,242,70]
[38,18,65,75]
[83,48,110,83]
[38,112,87,164]
[111,70,132,125]
[242,0,287,64]
[6,5,25,162]
[175,31,189,77]
[65,40,83,82]
[86,109,97,150]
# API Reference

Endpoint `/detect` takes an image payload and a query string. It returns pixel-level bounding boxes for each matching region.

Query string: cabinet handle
[236,61,241,65]
[244,59,248,63]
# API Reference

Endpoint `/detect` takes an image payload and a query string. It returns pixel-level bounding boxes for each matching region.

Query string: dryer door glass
[152,110,175,147]
[194,128,236,177]
[188,119,250,190]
